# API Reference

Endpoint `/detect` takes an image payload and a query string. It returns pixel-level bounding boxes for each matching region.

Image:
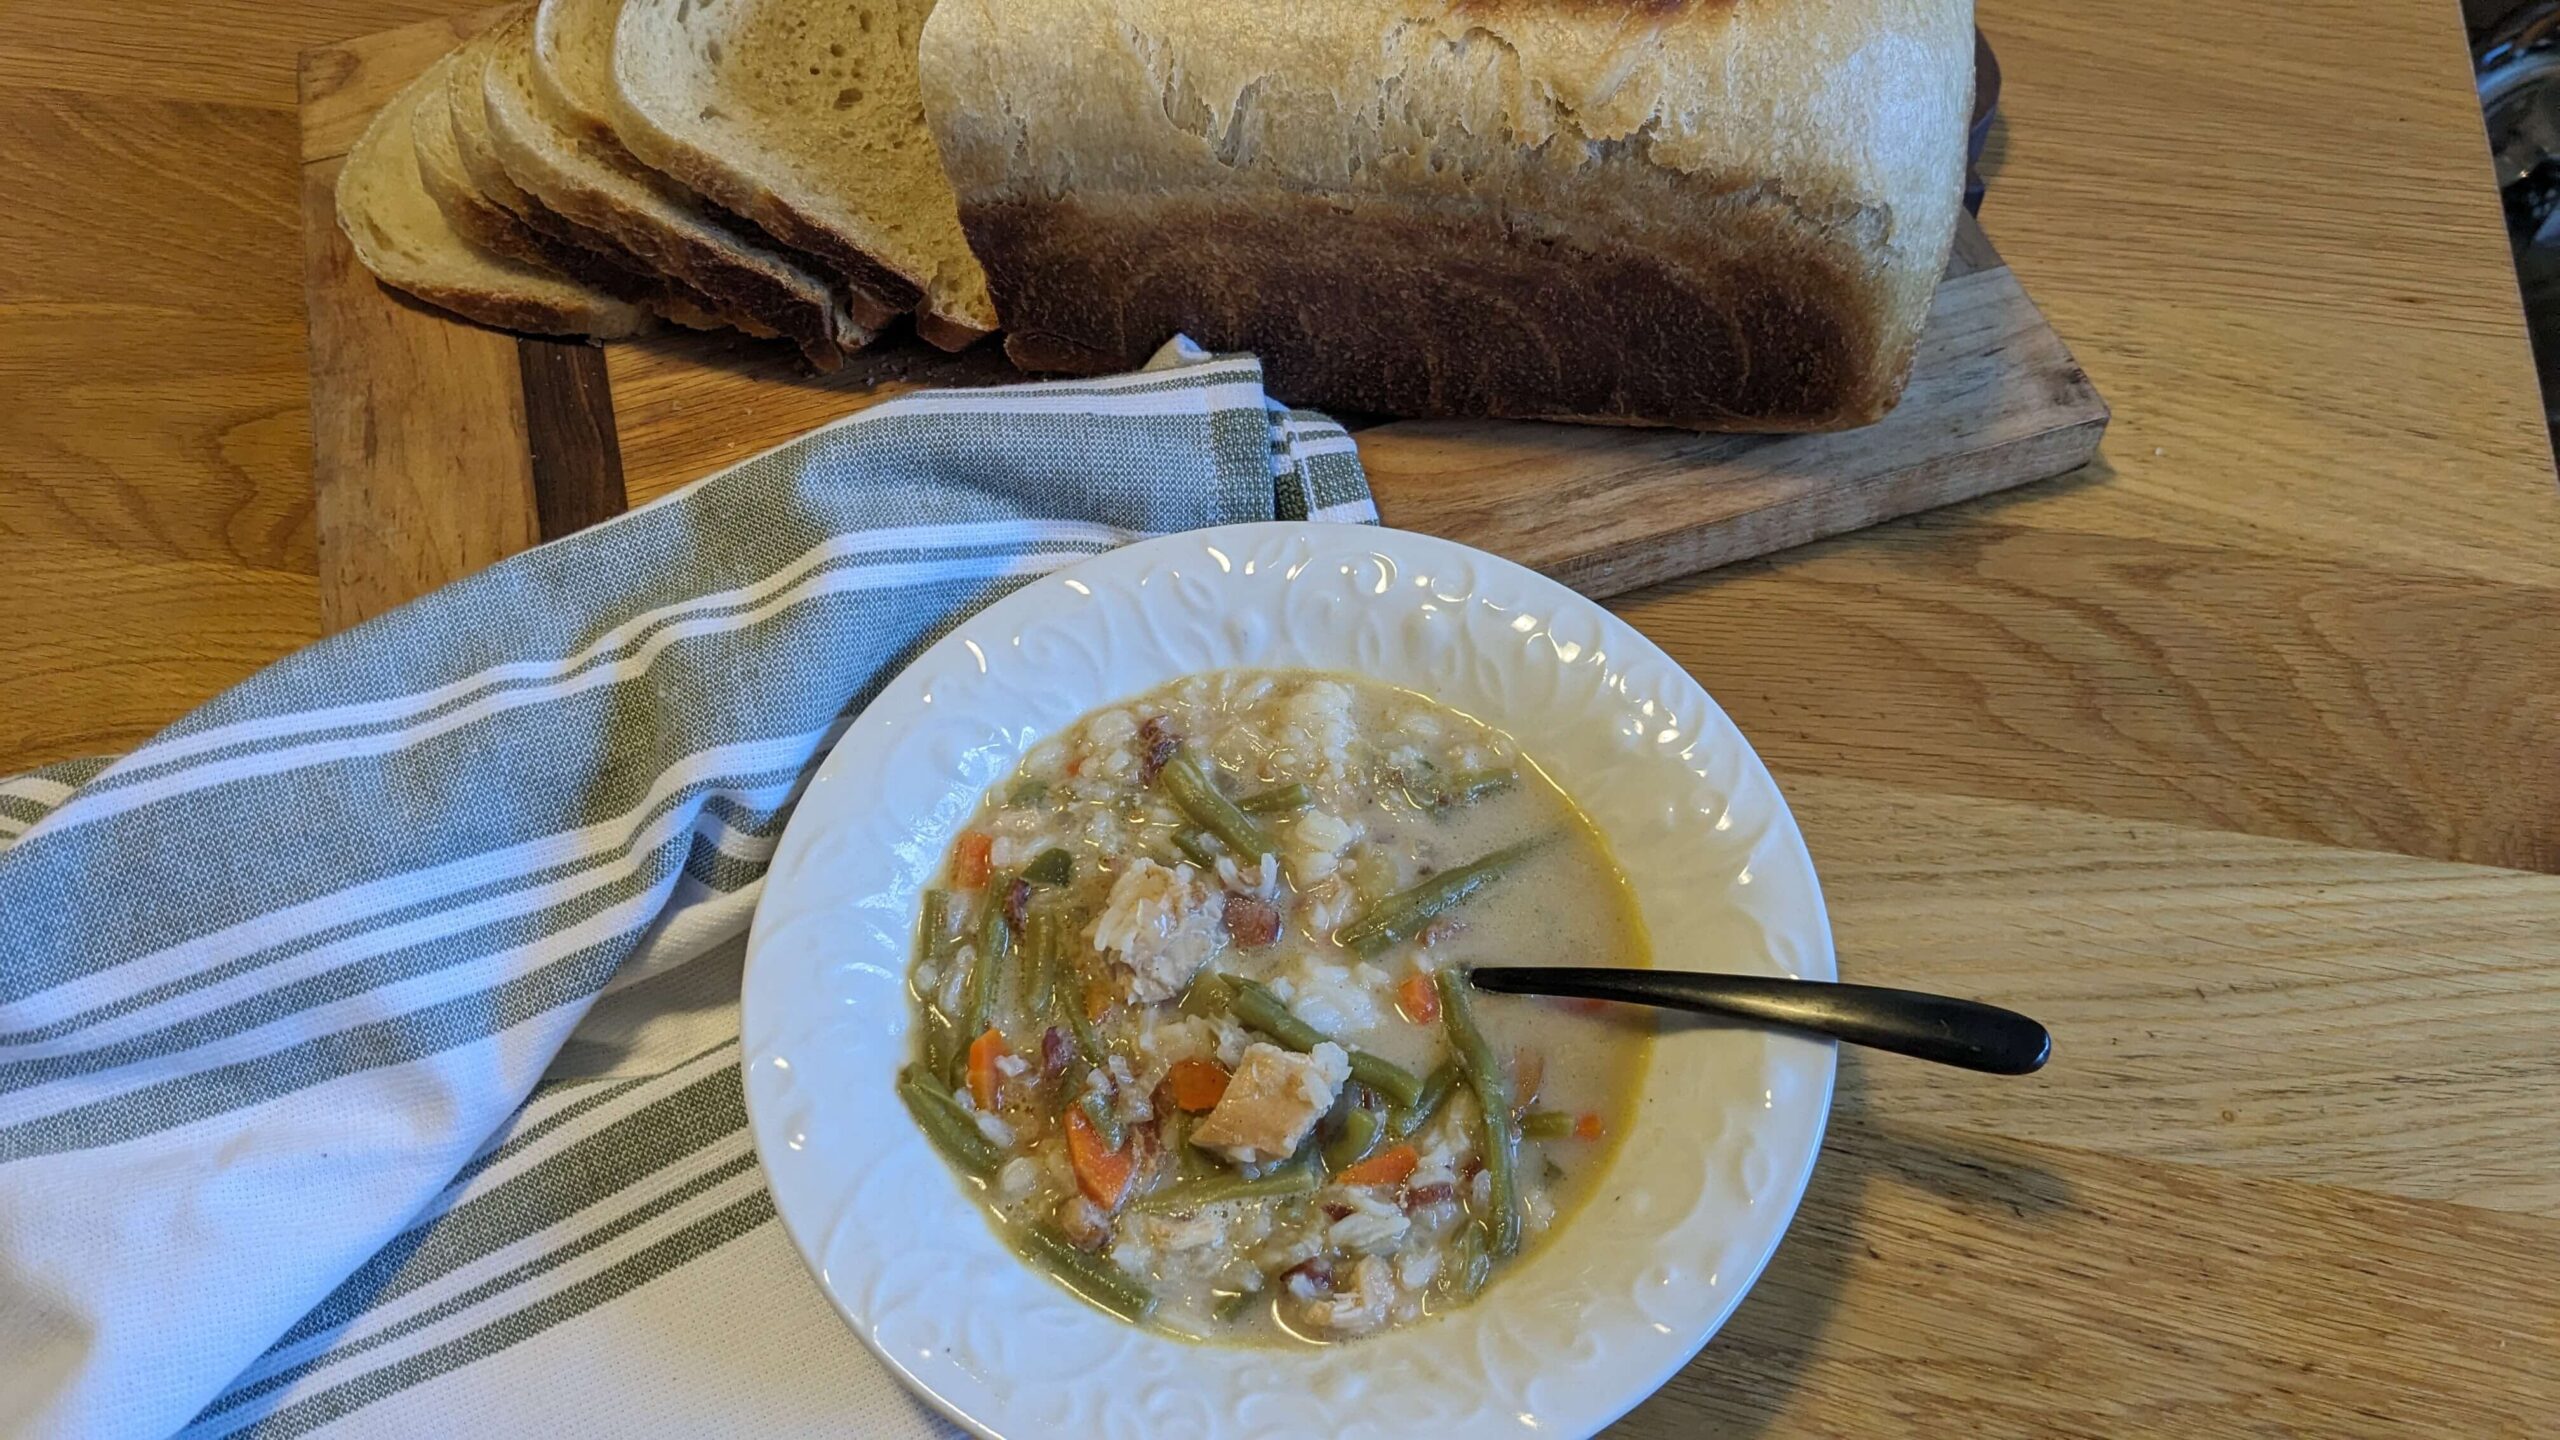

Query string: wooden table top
[5,1,2558,1433]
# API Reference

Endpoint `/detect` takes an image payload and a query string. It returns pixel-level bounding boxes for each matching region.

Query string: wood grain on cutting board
[296,7,2106,627]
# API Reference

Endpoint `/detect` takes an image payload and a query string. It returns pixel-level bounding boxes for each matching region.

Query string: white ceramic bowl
[742,523,1836,1439]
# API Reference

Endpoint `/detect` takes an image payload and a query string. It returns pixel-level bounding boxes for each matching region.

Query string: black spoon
[1466,966,2052,1075]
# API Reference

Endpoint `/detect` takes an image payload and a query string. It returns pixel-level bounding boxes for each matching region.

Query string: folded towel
[0,341,1373,1440]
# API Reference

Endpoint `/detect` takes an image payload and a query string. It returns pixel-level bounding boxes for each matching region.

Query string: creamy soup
[900,669,1651,1342]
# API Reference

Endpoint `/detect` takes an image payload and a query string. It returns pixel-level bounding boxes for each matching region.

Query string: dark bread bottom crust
[969,189,1912,430]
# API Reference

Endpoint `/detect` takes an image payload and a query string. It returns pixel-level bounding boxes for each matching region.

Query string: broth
[901,669,1651,1343]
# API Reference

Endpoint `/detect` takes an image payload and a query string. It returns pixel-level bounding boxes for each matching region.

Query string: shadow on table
[1603,1049,2076,1437]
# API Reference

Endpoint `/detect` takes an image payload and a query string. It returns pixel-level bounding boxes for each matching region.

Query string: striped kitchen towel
[0,340,1374,1440]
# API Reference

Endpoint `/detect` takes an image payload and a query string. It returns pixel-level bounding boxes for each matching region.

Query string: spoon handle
[1466,966,2052,1075]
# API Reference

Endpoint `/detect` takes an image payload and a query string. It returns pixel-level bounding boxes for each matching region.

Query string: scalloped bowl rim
[741,522,1837,1439]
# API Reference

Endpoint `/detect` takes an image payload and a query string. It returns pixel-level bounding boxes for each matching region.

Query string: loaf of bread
[918,0,1974,429]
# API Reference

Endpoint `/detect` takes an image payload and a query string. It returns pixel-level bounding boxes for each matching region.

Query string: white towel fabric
[0,342,1372,1439]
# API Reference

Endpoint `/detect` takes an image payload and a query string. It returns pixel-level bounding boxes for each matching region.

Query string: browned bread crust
[923,0,1973,429]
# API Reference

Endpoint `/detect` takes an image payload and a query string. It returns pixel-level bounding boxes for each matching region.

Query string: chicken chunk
[1297,1254,1396,1337]
[1089,857,1225,1004]
[1190,1041,1349,1164]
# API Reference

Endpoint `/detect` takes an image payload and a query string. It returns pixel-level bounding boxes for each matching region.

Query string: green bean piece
[1345,1050,1425,1109]
[918,890,951,959]
[1447,1219,1493,1299]
[1226,977,1327,1050]
[1437,969,1522,1257]
[1176,970,1232,1020]
[1338,841,1540,955]
[1171,828,1225,869]
[915,890,956,1069]
[1077,1086,1125,1149]
[1434,971,1507,1105]
[1024,847,1074,887]
[1446,768,1519,806]
[1018,1225,1158,1322]
[1225,977,1424,1107]
[1236,782,1312,814]
[1324,1104,1384,1171]
[1521,1109,1574,1141]
[1178,1118,1214,1178]
[1064,972,1107,1064]
[1392,1061,1459,1139]
[1211,1287,1260,1323]
[978,878,1015,957]
[899,1069,1001,1177]
[1159,754,1277,860]
[954,884,1012,1044]
[917,1008,956,1077]
[1022,908,1057,1017]
[1132,1160,1321,1212]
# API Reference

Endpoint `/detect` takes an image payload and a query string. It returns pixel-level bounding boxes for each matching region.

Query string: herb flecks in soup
[902,670,1650,1342]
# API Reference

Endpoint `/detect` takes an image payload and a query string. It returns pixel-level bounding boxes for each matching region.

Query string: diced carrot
[955,832,994,889]
[1512,1048,1546,1110]
[1164,1058,1232,1112]
[1573,1112,1605,1142]
[1335,1144,1420,1189]
[1396,972,1440,1025]
[1064,1107,1135,1208]
[966,1028,1009,1110]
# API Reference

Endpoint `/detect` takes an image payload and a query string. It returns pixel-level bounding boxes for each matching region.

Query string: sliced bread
[431,26,741,334]
[338,63,651,339]
[609,0,996,349]
[490,0,863,367]
[412,47,651,296]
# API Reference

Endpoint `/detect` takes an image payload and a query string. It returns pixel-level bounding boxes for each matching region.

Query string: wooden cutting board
[299,7,2109,633]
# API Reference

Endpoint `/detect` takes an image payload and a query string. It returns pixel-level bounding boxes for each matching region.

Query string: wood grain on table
[4,1,2558,1435]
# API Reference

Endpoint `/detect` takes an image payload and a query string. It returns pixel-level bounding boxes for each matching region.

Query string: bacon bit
[1283,1257,1335,1294]
[1001,877,1033,931]
[1574,1112,1605,1142]
[1137,716,1181,784]
[966,1028,1009,1109]
[1065,1107,1136,1209]
[1396,972,1440,1025]
[1162,1058,1232,1112]
[1335,1143,1420,1188]
[1223,892,1281,949]
[1040,1026,1073,1079]
[1402,1183,1456,1211]
[1417,916,1466,948]
[1461,1156,1485,1184]
[1511,1048,1546,1112]
[954,832,994,889]
[1322,1202,1355,1222]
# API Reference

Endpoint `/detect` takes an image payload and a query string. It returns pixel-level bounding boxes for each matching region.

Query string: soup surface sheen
[902,668,1651,1342]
